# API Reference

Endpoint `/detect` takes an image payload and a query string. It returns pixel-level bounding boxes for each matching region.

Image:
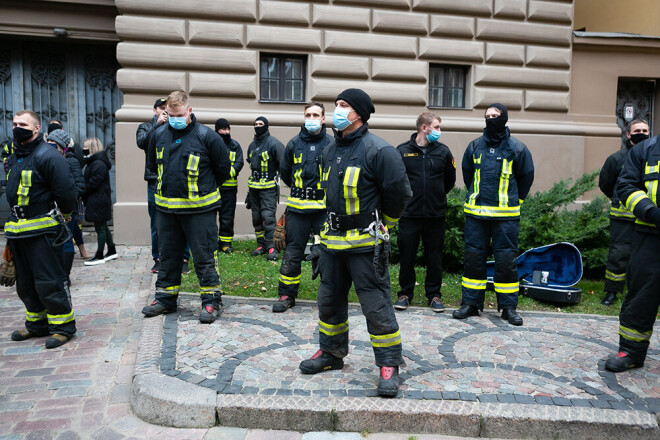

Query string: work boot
[104,246,118,261]
[182,259,191,274]
[151,259,160,273]
[501,307,523,326]
[452,304,480,320]
[199,305,220,324]
[377,366,400,397]
[84,251,105,266]
[605,351,644,372]
[11,329,46,341]
[601,292,617,306]
[266,248,278,261]
[251,246,266,256]
[142,300,176,317]
[219,243,233,254]
[272,295,295,313]
[299,349,344,374]
[45,334,70,349]
[394,295,410,310]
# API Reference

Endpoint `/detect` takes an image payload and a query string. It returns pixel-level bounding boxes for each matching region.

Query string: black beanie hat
[255,116,269,128]
[336,88,375,123]
[486,103,508,124]
[215,118,230,131]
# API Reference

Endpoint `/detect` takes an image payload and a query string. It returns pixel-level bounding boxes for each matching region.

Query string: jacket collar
[334,123,368,146]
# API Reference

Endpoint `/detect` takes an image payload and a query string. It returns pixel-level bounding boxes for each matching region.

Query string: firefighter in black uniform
[598,119,650,306]
[6,110,77,348]
[298,89,412,397]
[246,116,284,261]
[142,91,230,323]
[394,112,456,313]
[453,103,534,326]
[273,102,332,313]
[214,118,244,254]
[605,133,660,372]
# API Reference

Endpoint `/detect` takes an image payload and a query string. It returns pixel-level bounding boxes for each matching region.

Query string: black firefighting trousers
[316,247,403,367]
[397,217,446,304]
[9,234,76,337]
[249,187,278,249]
[155,211,221,309]
[604,218,634,294]
[277,210,324,298]
[218,187,238,246]
[462,216,519,309]
[617,230,660,362]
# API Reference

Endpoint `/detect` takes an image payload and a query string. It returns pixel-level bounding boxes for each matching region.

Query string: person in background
[82,138,117,265]
[214,118,244,254]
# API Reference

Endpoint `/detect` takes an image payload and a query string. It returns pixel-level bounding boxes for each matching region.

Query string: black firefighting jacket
[599,140,635,221]
[247,130,284,190]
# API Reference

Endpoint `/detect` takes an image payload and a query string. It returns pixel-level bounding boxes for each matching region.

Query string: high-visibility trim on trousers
[26,309,47,322]
[48,311,75,325]
[370,330,401,348]
[279,274,301,285]
[159,285,180,295]
[462,277,487,291]
[494,281,519,294]
[605,270,626,282]
[619,324,652,342]
[318,319,349,336]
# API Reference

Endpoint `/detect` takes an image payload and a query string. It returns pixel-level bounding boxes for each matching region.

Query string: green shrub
[391,170,610,276]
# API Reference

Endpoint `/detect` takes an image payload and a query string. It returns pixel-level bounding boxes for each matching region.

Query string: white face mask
[333,107,357,131]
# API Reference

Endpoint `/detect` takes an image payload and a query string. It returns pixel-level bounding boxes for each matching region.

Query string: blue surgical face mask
[168,116,188,130]
[426,129,441,143]
[333,107,356,131]
[304,119,322,133]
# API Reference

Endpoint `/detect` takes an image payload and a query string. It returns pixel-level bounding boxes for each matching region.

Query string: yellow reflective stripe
[322,165,331,182]
[610,205,636,218]
[370,330,401,348]
[279,273,301,285]
[382,213,398,228]
[494,281,519,294]
[155,189,221,209]
[222,178,238,187]
[605,270,626,282]
[294,168,303,188]
[26,309,47,322]
[286,197,326,210]
[619,325,652,342]
[469,154,481,205]
[5,216,59,234]
[626,190,648,212]
[255,231,264,238]
[343,166,360,215]
[248,178,277,189]
[187,155,200,198]
[644,161,658,207]
[218,235,233,241]
[498,159,512,208]
[17,170,32,206]
[156,147,164,193]
[48,311,75,325]
[463,204,520,217]
[293,153,302,164]
[319,319,349,336]
[321,227,379,250]
[229,151,236,164]
[157,285,180,295]
[261,151,269,173]
[200,285,221,295]
[462,277,487,290]
[635,219,656,227]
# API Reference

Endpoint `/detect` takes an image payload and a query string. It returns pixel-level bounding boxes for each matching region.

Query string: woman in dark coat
[82,137,117,265]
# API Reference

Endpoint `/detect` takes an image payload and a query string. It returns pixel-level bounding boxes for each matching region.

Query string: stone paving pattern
[169,295,660,413]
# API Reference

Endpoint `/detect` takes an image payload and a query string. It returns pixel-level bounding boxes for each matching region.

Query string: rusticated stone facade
[111,0,658,244]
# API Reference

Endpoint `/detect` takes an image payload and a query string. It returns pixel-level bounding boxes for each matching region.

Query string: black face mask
[630,133,650,145]
[47,123,62,134]
[83,149,90,157]
[485,117,507,141]
[254,125,268,136]
[13,127,35,143]
[220,133,231,144]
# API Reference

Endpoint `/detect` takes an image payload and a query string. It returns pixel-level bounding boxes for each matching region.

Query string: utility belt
[290,186,324,201]
[328,210,377,231]
[251,170,276,180]
[11,202,53,220]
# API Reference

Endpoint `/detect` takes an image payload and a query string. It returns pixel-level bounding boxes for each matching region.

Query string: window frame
[428,64,468,109]
[259,53,307,104]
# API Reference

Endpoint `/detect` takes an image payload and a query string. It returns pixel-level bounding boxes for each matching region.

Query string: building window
[260,53,306,103]
[429,64,467,108]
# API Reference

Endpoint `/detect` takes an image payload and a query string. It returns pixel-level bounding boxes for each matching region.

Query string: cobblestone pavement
[167,296,660,412]
[1,242,660,439]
